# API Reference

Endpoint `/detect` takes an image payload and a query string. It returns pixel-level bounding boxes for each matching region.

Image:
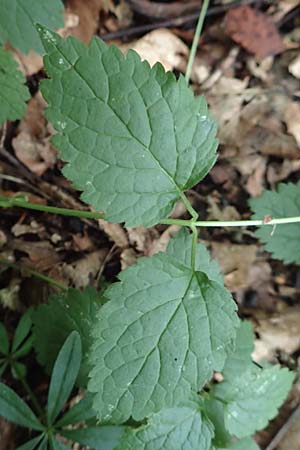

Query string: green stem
[12,363,45,419]
[161,216,300,227]
[185,0,210,84]
[179,192,199,221]
[2,195,300,228]
[0,260,68,291]
[0,197,105,220]
[191,225,198,270]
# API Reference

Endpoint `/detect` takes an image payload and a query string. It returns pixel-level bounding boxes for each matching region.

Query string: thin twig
[101,0,265,41]
[186,0,210,84]
[265,404,300,450]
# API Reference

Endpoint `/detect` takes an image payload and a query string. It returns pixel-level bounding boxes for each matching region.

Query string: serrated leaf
[116,401,213,450]
[89,233,239,423]
[213,365,294,438]
[0,0,64,54]
[32,287,102,386]
[217,437,260,450]
[61,426,124,450]
[166,228,223,284]
[38,25,218,227]
[0,382,43,430]
[0,46,30,124]
[222,321,255,380]
[249,183,300,264]
[204,398,230,448]
[0,322,9,355]
[55,393,96,427]
[12,310,32,353]
[47,331,82,424]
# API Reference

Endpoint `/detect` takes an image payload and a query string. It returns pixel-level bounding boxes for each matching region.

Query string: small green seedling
[0,331,124,450]
[0,310,33,379]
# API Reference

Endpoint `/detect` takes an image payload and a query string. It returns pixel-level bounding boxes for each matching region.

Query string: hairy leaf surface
[116,401,213,450]
[32,287,102,386]
[249,183,300,264]
[0,0,63,54]
[38,26,218,227]
[214,365,294,438]
[0,46,29,124]
[89,233,238,422]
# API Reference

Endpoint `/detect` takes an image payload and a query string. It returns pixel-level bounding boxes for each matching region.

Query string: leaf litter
[1,0,300,448]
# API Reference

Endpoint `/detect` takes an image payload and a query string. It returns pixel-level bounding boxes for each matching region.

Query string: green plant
[0,0,64,54]
[0,331,125,449]
[0,310,33,379]
[0,5,299,448]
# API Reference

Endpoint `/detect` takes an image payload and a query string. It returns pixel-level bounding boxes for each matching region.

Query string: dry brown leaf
[62,249,108,288]
[13,49,43,77]
[284,101,300,148]
[289,54,300,79]
[254,307,300,361]
[121,247,138,270]
[211,242,257,291]
[224,5,284,59]
[64,0,102,44]
[98,219,128,249]
[121,29,188,72]
[127,227,159,254]
[11,221,45,237]
[11,240,61,271]
[13,131,57,176]
[148,225,181,256]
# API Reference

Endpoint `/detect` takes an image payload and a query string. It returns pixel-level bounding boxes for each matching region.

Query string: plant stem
[12,363,45,419]
[161,216,300,227]
[191,225,198,270]
[3,196,300,228]
[185,0,210,84]
[0,197,105,220]
[0,260,68,291]
[179,192,199,220]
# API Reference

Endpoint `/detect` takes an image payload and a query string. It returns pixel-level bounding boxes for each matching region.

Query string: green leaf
[213,365,294,438]
[14,335,34,359]
[0,46,30,124]
[37,436,48,450]
[55,392,96,427]
[89,233,239,423]
[12,361,27,379]
[0,322,9,355]
[0,382,43,430]
[0,361,8,377]
[218,437,260,450]
[249,183,300,264]
[32,287,102,386]
[49,437,70,450]
[204,398,230,448]
[116,401,213,450]
[61,426,125,450]
[222,321,255,380]
[0,0,64,54]
[12,310,32,353]
[166,228,223,284]
[15,435,44,450]
[47,331,82,424]
[38,26,218,227]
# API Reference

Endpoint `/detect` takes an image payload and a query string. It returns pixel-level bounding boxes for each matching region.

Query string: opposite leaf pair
[0,332,124,450]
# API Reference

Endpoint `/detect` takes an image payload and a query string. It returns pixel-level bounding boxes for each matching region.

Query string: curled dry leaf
[63,0,103,44]
[224,5,284,59]
[254,307,300,361]
[61,249,108,288]
[121,28,188,72]
[284,101,300,148]
[211,242,257,291]
[289,54,300,79]
[98,219,128,249]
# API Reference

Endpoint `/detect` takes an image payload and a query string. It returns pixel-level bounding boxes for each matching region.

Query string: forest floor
[1,0,300,448]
